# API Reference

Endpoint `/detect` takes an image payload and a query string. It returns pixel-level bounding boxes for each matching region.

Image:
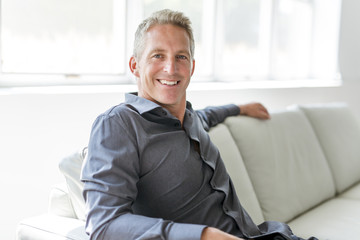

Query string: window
[0,0,342,87]
[217,0,264,78]
[215,0,342,82]
[271,0,314,79]
[0,0,126,86]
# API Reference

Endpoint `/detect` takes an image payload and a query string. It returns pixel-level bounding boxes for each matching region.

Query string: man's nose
[163,58,177,74]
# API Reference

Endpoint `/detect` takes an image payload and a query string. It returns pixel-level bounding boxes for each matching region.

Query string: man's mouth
[158,79,179,86]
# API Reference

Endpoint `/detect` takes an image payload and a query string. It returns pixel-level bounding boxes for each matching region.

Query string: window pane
[312,0,342,79]
[271,0,313,79]
[1,0,125,74]
[220,0,262,78]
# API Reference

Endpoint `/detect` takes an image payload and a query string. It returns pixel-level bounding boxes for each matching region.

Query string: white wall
[1,0,360,239]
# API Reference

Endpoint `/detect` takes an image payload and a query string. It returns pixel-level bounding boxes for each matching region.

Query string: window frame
[0,0,342,89]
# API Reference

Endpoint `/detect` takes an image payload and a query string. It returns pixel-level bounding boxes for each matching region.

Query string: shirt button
[174,123,180,127]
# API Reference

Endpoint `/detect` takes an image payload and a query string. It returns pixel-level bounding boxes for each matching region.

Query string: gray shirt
[81,93,304,240]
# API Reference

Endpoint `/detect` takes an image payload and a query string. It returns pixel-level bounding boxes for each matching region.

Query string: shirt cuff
[223,104,241,117]
[168,223,207,240]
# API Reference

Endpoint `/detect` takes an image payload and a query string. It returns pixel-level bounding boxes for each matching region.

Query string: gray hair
[133,9,195,60]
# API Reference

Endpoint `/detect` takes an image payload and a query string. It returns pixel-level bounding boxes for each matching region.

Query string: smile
[158,79,179,86]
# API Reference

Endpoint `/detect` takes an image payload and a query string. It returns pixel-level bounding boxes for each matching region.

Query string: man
[81,9,316,240]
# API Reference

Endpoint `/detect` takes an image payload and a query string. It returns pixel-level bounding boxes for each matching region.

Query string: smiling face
[129,24,195,119]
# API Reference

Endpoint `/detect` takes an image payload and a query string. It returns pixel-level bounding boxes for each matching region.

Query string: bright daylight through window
[0,0,342,87]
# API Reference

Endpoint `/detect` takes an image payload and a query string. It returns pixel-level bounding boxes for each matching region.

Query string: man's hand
[201,227,244,240]
[239,103,270,120]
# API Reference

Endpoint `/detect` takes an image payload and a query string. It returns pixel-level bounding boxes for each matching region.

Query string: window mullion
[125,0,143,83]
[213,0,223,81]
[200,0,217,80]
[268,0,279,80]
[258,0,274,80]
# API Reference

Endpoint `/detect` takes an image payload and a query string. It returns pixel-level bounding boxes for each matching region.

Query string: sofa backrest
[224,109,336,223]
[208,123,264,224]
[297,103,360,193]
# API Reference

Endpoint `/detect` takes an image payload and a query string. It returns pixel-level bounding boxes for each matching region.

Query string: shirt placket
[185,110,261,238]
[185,111,233,220]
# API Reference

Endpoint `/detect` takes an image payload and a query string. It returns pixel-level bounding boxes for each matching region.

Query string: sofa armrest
[16,214,89,240]
[48,183,77,219]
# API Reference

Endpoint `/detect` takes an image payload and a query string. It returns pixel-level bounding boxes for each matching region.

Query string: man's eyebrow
[148,48,166,54]
[148,48,190,56]
[177,50,191,56]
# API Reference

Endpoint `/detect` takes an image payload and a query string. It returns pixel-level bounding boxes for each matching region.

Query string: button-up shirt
[81,93,304,240]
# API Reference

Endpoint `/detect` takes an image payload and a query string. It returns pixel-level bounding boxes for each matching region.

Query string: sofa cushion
[209,123,264,224]
[288,198,360,240]
[16,214,88,240]
[225,110,335,223]
[338,182,360,200]
[59,148,87,221]
[297,103,360,193]
[48,183,77,219]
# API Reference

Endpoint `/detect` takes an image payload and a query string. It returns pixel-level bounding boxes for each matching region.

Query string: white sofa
[16,103,360,240]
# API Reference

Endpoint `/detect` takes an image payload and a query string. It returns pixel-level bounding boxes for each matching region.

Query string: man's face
[130,24,195,110]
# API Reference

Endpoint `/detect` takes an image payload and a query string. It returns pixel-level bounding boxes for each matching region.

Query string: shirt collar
[125,92,194,115]
[125,92,161,115]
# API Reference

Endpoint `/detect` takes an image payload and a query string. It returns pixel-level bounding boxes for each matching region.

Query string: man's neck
[136,91,187,125]
[160,101,186,126]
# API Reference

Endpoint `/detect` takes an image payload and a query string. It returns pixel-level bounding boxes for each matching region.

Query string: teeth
[159,80,178,86]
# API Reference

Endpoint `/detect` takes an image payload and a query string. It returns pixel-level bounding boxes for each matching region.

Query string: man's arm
[238,102,270,120]
[196,103,270,131]
[201,227,244,240]
[81,114,206,240]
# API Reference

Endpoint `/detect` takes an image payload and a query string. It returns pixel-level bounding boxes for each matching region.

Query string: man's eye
[153,54,162,59]
[177,55,187,60]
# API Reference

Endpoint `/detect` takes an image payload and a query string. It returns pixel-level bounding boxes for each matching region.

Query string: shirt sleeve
[195,104,240,131]
[81,113,206,240]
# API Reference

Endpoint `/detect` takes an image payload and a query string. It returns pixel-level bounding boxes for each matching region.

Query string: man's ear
[129,56,140,77]
[191,59,196,76]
